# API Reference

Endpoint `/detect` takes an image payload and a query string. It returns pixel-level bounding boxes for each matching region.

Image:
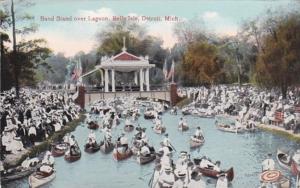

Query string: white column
[146,68,150,91]
[100,70,104,85]
[104,69,109,92]
[111,69,115,92]
[134,71,138,85]
[139,68,144,91]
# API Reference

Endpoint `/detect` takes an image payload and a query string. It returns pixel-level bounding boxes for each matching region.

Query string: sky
[2,0,298,56]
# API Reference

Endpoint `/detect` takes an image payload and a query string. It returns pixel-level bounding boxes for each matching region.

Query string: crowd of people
[178,85,300,132]
[0,88,81,161]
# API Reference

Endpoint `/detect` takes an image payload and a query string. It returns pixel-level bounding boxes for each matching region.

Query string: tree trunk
[11,0,19,98]
[0,34,3,92]
[281,83,287,99]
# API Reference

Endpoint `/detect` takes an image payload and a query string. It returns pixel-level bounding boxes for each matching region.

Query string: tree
[0,9,11,91]
[2,0,51,94]
[182,41,224,85]
[256,12,300,98]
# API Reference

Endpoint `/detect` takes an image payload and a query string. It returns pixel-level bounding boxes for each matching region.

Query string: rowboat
[190,137,205,149]
[88,122,99,130]
[113,147,132,161]
[1,164,41,184]
[194,158,234,182]
[28,170,56,188]
[99,141,115,154]
[144,109,156,119]
[137,153,156,165]
[178,123,189,131]
[276,149,292,170]
[51,143,68,157]
[124,124,134,132]
[84,143,100,153]
[216,124,244,133]
[153,126,166,134]
[197,166,234,182]
[259,170,290,188]
[64,150,81,162]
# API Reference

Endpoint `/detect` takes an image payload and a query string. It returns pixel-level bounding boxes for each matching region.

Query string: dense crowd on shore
[0,88,81,161]
[177,85,300,132]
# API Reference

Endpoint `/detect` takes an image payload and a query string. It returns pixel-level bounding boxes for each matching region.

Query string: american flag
[71,59,82,81]
[275,110,284,122]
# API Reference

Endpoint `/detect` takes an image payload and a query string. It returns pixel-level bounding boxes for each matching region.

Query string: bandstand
[81,37,155,92]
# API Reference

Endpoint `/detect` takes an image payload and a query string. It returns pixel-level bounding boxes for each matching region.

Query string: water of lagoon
[4,112,299,188]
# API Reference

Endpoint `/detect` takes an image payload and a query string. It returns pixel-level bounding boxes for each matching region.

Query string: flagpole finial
[122,36,127,52]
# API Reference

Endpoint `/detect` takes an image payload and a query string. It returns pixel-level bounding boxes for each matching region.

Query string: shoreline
[257,123,300,143]
[3,113,86,169]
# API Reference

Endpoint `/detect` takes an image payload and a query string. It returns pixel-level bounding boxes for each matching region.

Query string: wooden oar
[148,169,155,187]
[169,142,177,152]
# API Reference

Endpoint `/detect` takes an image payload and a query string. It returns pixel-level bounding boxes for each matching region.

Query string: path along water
[4,111,299,188]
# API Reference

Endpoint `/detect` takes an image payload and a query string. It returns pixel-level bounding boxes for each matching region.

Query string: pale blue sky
[4,0,298,56]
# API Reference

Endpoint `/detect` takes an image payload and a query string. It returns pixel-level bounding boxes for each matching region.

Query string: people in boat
[87,130,96,146]
[104,128,112,144]
[173,171,186,188]
[213,161,221,172]
[158,166,175,188]
[163,134,172,149]
[192,127,204,141]
[118,133,128,152]
[141,128,148,144]
[216,173,228,188]
[179,117,184,127]
[262,153,275,171]
[69,135,79,156]
[199,156,215,169]
[63,133,71,144]
[176,151,189,170]
[140,141,151,157]
[187,171,206,188]
[42,151,55,166]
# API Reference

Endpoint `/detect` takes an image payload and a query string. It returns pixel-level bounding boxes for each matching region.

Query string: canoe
[190,138,205,149]
[99,141,115,154]
[137,153,156,165]
[1,164,41,184]
[124,124,134,132]
[51,143,68,157]
[88,122,99,130]
[113,147,132,161]
[84,143,100,153]
[276,149,292,170]
[28,171,56,188]
[216,124,244,133]
[153,126,166,134]
[197,166,234,182]
[64,151,81,162]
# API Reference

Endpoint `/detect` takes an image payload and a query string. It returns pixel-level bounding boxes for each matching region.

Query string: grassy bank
[9,113,86,168]
[258,126,300,143]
